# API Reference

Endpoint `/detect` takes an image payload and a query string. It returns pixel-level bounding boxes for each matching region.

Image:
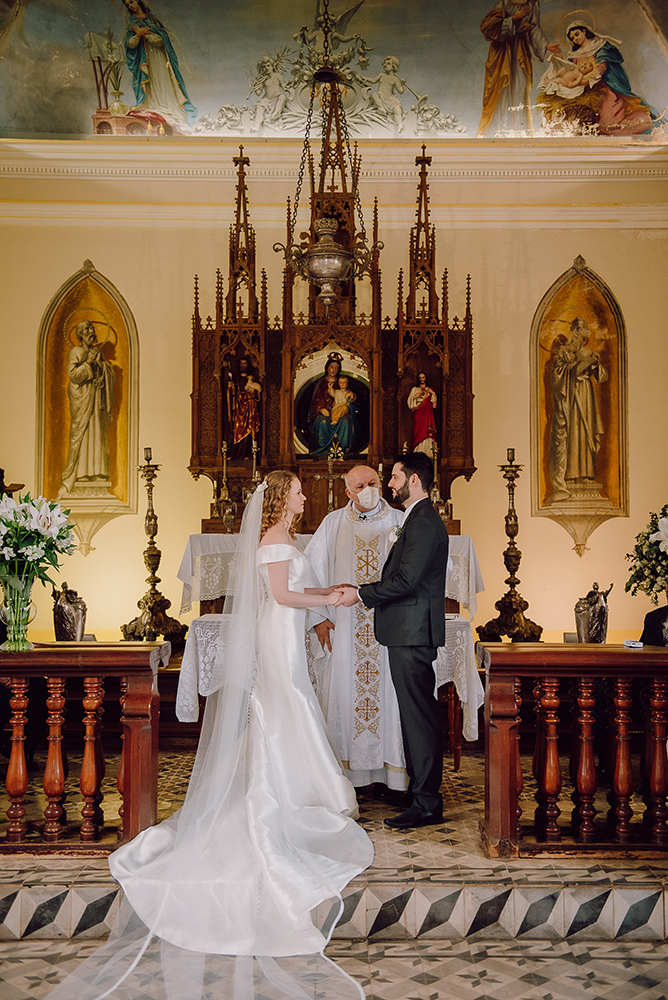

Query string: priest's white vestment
[305,500,408,790]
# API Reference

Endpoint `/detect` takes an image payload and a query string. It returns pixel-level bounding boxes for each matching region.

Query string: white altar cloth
[177,533,484,618]
[176,613,484,742]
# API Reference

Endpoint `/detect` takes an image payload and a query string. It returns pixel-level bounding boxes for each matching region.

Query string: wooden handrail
[0,642,169,850]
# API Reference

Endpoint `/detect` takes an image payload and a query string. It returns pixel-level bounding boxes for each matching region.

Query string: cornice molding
[2,201,666,229]
[1,138,667,184]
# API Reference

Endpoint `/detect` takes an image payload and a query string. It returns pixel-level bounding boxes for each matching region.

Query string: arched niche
[36,260,139,555]
[529,255,628,556]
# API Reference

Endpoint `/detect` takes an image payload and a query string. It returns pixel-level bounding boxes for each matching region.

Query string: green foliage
[625,503,668,606]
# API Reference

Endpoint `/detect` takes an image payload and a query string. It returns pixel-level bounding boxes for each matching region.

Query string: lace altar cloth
[176,613,484,742]
[178,534,484,618]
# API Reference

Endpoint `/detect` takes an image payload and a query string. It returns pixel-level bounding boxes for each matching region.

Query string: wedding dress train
[47,534,372,999]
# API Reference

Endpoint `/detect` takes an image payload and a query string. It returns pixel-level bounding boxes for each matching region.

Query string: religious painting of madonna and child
[1,1,666,140]
[529,255,628,554]
[294,348,369,458]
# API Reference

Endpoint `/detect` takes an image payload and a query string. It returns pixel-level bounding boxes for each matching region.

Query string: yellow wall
[0,137,666,642]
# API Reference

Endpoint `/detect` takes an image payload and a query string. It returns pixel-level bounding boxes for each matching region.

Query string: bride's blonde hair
[260,470,299,539]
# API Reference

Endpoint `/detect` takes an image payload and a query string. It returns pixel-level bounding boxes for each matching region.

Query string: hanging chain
[336,84,367,241]
[289,86,315,247]
[322,0,331,64]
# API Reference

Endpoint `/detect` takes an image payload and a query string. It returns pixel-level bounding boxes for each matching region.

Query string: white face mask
[353,485,380,509]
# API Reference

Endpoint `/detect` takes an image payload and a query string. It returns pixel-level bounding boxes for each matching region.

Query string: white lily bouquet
[0,493,76,651]
[625,503,668,606]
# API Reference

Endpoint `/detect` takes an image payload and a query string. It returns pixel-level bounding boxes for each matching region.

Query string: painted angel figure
[364,55,406,131]
[249,54,291,132]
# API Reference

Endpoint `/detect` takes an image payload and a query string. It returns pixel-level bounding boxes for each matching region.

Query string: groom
[342,452,449,829]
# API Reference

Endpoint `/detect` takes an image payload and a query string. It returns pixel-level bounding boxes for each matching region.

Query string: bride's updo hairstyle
[260,470,299,539]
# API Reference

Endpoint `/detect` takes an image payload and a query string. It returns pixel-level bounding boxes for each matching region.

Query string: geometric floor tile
[1,745,666,944]
[3,939,668,1000]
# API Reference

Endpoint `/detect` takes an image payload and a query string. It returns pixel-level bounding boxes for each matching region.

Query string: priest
[305,465,407,792]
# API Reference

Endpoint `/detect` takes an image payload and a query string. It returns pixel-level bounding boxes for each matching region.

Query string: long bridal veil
[47,483,371,1000]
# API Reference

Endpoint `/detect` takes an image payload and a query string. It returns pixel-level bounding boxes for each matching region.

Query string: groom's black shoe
[384,805,443,830]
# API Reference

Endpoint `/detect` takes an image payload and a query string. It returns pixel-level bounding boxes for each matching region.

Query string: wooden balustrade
[480,642,668,858]
[0,642,169,851]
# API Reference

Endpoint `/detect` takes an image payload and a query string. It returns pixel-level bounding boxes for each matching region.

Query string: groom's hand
[338,585,360,607]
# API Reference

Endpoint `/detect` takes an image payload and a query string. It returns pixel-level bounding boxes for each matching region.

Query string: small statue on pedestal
[575,582,613,643]
[52,582,87,641]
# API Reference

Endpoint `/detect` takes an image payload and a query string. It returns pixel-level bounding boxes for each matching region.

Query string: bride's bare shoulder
[259,524,291,547]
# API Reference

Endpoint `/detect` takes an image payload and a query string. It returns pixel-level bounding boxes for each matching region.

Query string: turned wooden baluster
[5,678,29,842]
[541,677,561,841]
[605,681,618,827]
[532,677,547,831]
[640,682,654,828]
[514,677,523,840]
[574,678,597,842]
[648,677,668,844]
[92,695,106,827]
[569,678,581,830]
[117,678,127,841]
[610,678,634,843]
[43,677,67,842]
[80,677,104,842]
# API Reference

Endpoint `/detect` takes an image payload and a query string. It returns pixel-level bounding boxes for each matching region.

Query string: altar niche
[189,145,475,533]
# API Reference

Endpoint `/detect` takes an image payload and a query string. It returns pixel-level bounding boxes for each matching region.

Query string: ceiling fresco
[0,0,666,140]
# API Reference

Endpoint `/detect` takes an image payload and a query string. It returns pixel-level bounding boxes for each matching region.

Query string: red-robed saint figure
[407,373,437,457]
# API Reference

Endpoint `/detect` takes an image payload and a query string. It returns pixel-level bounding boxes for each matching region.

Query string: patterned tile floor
[1,938,668,999]
[1,743,667,996]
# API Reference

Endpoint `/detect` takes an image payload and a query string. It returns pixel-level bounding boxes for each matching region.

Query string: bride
[49,471,373,1000]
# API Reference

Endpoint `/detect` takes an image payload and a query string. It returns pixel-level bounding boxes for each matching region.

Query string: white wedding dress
[48,537,373,1000]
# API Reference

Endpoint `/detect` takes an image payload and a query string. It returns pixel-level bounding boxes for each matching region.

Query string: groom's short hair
[395,452,433,493]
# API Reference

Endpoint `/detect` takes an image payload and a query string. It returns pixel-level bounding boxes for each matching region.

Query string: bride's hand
[331,586,359,608]
[329,588,355,607]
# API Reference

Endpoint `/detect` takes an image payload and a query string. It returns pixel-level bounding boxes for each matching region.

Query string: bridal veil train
[48,478,373,1000]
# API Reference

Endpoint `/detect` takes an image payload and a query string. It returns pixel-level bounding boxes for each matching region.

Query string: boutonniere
[389,524,404,545]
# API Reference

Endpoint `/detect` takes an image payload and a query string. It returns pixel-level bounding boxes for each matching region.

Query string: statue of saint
[60,320,115,495]
[547,317,608,503]
[407,372,437,457]
[228,357,262,459]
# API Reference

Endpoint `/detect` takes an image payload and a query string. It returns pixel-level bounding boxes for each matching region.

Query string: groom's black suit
[359,498,449,814]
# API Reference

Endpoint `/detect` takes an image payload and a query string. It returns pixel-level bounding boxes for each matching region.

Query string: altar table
[176,614,485,744]
[177,533,485,618]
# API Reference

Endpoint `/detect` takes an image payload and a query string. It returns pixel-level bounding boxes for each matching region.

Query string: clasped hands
[326,584,360,608]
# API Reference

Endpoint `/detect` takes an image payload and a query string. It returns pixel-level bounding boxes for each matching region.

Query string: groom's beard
[392,482,410,505]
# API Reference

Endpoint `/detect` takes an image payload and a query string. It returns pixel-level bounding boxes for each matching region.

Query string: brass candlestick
[121,449,188,644]
[314,448,338,512]
[217,442,237,532]
[429,441,451,524]
[476,450,543,643]
[241,439,262,504]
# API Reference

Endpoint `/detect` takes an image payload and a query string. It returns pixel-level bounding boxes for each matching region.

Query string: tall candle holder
[217,442,237,532]
[476,450,543,643]
[241,439,262,504]
[314,447,339,513]
[428,442,451,524]
[121,450,188,644]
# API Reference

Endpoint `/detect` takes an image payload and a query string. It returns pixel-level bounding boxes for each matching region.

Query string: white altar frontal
[178,533,484,618]
[176,533,486,742]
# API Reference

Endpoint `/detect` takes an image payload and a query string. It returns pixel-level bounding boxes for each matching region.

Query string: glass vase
[0,579,37,652]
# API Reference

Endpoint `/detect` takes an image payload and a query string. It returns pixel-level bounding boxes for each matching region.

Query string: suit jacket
[640,605,668,646]
[359,498,449,648]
